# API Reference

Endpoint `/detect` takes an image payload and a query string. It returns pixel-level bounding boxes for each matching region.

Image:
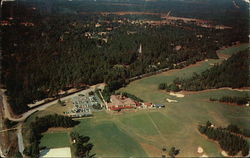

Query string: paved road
[0,94,6,158]
[0,83,105,122]
[17,125,24,157]
[0,147,4,158]
[0,83,104,157]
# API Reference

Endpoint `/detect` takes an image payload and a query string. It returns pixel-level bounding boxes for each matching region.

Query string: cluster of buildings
[0,18,34,27]
[64,92,165,117]
[84,31,108,43]
[107,94,165,111]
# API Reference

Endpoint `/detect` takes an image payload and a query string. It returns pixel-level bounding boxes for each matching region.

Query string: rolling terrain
[1,0,249,157]
[23,44,250,157]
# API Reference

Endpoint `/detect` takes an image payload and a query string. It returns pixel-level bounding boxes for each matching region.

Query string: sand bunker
[166,98,178,103]
[40,147,71,158]
[221,150,228,157]
[169,92,185,98]
[197,147,204,153]
[200,154,208,157]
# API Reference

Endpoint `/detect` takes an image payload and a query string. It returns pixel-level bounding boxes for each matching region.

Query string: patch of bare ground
[217,53,229,60]
[47,127,72,133]
[180,87,250,95]
[140,143,162,157]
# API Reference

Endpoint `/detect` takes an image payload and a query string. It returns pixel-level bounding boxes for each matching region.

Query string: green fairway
[71,90,249,157]
[120,113,159,136]
[217,43,249,56]
[40,132,71,148]
[115,44,250,156]
[73,119,148,157]
[118,59,221,105]
[23,44,250,157]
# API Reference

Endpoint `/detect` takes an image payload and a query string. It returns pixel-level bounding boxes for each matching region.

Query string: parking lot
[66,91,103,117]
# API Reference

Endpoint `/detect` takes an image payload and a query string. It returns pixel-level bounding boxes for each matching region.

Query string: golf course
[23,44,250,157]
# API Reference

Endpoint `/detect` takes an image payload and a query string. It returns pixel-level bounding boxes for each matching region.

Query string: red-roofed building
[108,95,137,111]
[142,102,153,108]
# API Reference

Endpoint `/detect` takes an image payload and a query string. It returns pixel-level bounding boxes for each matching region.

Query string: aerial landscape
[0,0,249,157]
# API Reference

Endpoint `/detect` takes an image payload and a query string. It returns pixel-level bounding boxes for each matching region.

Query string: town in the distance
[0,0,250,157]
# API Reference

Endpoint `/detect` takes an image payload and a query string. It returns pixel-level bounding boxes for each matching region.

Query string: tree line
[116,92,144,102]
[70,132,94,158]
[198,121,249,156]
[1,1,248,115]
[23,114,79,157]
[225,124,250,138]
[159,50,249,92]
[210,96,249,105]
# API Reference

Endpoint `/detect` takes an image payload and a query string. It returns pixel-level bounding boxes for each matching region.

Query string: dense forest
[23,115,79,157]
[198,121,249,156]
[1,0,249,114]
[160,50,249,91]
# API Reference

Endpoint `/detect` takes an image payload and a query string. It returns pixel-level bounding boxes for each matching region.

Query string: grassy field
[217,43,249,56]
[31,91,249,157]
[73,118,147,157]
[23,44,250,157]
[69,89,249,157]
[22,102,73,146]
[40,132,71,148]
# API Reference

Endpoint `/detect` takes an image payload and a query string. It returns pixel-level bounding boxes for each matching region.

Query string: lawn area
[71,90,250,157]
[22,102,73,147]
[40,132,71,148]
[115,44,250,156]
[73,119,148,157]
[217,43,249,56]
[22,44,250,157]
[118,59,221,105]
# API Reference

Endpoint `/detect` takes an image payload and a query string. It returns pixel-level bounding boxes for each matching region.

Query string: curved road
[0,83,105,122]
[0,84,104,157]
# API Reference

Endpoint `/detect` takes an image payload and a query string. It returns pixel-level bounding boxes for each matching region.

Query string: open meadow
[23,44,250,157]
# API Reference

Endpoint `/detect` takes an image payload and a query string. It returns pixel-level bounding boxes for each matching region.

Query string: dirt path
[180,87,250,95]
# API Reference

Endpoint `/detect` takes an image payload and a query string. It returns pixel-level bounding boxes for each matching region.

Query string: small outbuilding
[153,104,165,108]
